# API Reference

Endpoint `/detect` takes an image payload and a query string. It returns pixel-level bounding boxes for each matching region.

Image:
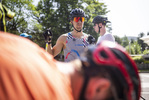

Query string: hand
[87,35,96,44]
[43,29,53,44]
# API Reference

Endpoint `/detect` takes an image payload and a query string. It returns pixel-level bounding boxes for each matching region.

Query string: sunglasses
[73,17,85,22]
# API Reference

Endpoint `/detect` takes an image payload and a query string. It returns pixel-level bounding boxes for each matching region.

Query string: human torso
[64,32,89,62]
[96,33,115,45]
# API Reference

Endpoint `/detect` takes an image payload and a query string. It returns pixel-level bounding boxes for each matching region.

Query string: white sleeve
[104,34,115,42]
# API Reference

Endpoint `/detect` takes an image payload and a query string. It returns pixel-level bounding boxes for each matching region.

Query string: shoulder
[104,33,115,41]
[104,33,113,36]
[104,33,114,38]
[58,33,68,41]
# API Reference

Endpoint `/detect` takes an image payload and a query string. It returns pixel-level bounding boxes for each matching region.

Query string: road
[140,73,149,100]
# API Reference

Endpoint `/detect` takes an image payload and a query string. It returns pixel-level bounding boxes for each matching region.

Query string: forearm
[47,44,53,55]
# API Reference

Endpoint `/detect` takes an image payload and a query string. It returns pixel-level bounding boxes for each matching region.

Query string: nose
[78,20,82,23]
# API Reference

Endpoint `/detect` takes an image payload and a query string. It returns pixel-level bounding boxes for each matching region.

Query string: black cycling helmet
[92,15,110,25]
[69,8,85,32]
[79,41,141,100]
[70,8,85,20]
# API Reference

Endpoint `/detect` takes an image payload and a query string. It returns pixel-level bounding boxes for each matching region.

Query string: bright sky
[103,0,149,37]
[33,0,149,37]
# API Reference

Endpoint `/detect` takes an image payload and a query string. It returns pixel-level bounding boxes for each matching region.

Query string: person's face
[71,17,84,31]
[93,23,106,35]
[93,23,99,33]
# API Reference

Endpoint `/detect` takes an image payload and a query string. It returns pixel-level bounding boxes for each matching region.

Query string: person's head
[70,8,85,32]
[20,33,32,39]
[73,41,141,100]
[92,15,110,35]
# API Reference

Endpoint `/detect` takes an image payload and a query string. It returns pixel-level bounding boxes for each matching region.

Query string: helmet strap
[98,24,102,34]
[72,23,82,33]
[79,62,90,100]
[79,76,89,100]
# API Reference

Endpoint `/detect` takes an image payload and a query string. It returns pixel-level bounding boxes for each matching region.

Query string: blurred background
[2,0,149,57]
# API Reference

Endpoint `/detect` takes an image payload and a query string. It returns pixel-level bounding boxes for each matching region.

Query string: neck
[100,27,106,36]
[69,60,83,100]
[56,59,83,100]
[100,32,105,36]
[71,30,83,38]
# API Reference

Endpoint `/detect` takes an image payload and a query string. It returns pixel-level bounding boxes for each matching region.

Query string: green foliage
[126,45,135,54]
[114,35,122,45]
[143,60,149,64]
[126,41,141,54]
[143,49,149,54]
[131,55,149,64]
[3,0,37,35]
[131,56,144,64]
[137,32,148,51]
[121,35,129,47]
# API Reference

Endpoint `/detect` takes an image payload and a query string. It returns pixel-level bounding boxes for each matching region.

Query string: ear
[85,78,111,100]
[98,23,102,27]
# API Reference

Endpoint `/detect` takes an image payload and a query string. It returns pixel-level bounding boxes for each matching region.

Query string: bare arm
[47,35,66,57]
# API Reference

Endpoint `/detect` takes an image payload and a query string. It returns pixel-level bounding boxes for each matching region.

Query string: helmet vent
[100,50,108,59]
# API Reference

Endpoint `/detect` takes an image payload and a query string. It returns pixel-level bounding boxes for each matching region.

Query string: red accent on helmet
[93,41,141,100]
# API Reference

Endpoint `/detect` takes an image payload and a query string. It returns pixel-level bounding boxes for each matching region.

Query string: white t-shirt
[96,33,115,45]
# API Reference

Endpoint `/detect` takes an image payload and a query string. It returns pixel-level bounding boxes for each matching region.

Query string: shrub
[131,56,144,64]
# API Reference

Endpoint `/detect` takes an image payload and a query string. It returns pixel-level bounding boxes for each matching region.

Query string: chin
[77,28,82,30]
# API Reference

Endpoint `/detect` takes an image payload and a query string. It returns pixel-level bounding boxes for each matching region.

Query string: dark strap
[98,25,101,34]
[79,76,89,100]
[72,24,82,32]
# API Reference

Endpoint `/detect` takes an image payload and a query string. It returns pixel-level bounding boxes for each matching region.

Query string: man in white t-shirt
[92,15,115,45]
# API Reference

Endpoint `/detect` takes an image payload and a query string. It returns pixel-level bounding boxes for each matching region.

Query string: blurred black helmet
[92,15,110,25]
[70,8,85,20]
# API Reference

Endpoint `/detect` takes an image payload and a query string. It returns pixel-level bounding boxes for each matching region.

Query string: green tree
[3,0,37,35]
[126,45,135,54]
[138,32,144,37]
[126,41,141,54]
[137,32,148,51]
[121,35,129,47]
[114,35,122,45]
